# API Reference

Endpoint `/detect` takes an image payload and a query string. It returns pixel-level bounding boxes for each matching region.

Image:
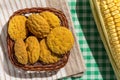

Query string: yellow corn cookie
[47,27,74,54]
[39,39,60,64]
[40,11,60,29]
[26,14,50,38]
[25,36,40,64]
[14,39,28,64]
[8,15,27,40]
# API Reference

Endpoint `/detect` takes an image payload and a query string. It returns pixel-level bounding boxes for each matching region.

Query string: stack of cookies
[7,8,74,71]
[8,10,74,65]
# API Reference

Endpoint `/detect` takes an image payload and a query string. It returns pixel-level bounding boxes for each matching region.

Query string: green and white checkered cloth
[66,0,116,80]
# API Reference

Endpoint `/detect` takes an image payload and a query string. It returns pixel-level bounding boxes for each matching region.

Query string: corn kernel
[111,41,119,45]
[115,48,120,53]
[106,21,114,26]
[111,33,117,37]
[116,23,120,27]
[118,6,120,11]
[116,27,120,31]
[108,28,116,34]
[113,14,120,19]
[116,2,120,7]
[100,1,107,6]
[111,37,119,41]
[104,13,111,19]
[106,0,113,4]
[103,9,110,14]
[114,44,120,49]
[107,25,116,30]
[110,6,117,12]
[117,30,120,35]
[111,10,119,16]
[101,5,108,11]
[106,17,113,22]
[118,35,120,39]
[114,0,120,3]
[115,18,120,23]
[108,3,115,8]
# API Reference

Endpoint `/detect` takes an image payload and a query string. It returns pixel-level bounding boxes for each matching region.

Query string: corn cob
[90,0,120,79]
[99,0,120,69]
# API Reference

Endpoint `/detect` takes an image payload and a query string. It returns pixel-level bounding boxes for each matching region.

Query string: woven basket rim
[7,7,70,71]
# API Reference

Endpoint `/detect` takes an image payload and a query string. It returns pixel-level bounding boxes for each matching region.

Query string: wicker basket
[7,7,70,71]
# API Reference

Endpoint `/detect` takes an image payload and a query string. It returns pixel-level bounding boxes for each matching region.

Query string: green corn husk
[89,0,120,79]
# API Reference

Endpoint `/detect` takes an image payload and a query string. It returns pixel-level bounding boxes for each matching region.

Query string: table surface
[0,0,116,80]
[67,0,116,80]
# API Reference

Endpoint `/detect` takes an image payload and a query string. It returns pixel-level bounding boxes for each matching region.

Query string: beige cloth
[0,0,86,80]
